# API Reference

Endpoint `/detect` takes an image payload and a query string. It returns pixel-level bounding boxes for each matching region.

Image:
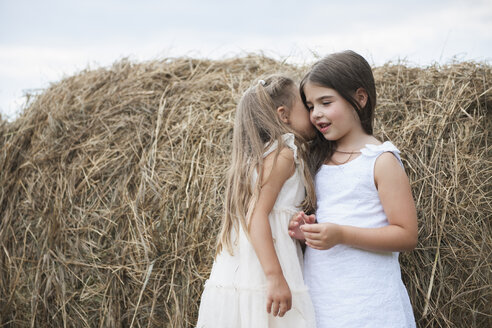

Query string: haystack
[0,55,490,327]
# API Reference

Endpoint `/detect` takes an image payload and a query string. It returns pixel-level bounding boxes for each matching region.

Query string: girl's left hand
[301,222,343,250]
[288,211,316,240]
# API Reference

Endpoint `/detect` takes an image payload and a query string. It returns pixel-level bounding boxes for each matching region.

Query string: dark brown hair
[300,50,377,173]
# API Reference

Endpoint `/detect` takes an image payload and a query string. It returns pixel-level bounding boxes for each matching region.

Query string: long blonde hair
[216,75,316,256]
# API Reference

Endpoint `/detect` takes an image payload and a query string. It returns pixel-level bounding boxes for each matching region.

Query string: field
[0,55,490,327]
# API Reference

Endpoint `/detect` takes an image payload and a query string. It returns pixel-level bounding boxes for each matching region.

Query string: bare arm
[249,147,295,317]
[302,153,418,252]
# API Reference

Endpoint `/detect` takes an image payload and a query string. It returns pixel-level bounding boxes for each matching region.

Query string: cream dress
[196,133,316,328]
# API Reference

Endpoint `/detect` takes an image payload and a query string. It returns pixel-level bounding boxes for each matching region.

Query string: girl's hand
[301,222,343,250]
[266,273,292,317]
[288,212,316,240]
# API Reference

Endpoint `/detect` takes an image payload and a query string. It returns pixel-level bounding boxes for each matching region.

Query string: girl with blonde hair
[197,75,317,327]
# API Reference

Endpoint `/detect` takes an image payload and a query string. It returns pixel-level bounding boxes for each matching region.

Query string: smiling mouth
[318,123,331,133]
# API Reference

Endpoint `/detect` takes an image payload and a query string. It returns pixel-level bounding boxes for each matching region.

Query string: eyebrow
[307,95,335,103]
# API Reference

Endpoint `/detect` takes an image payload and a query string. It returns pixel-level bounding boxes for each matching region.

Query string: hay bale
[0,114,5,146]
[372,62,491,327]
[0,55,299,327]
[0,55,490,327]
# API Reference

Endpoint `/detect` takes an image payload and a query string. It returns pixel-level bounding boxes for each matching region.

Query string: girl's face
[303,82,361,142]
[288,88,316,140]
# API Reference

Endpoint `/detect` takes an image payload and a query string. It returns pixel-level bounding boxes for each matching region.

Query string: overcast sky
[1,0,491,121]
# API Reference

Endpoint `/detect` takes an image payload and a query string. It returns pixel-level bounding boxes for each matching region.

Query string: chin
[320,133,334,140]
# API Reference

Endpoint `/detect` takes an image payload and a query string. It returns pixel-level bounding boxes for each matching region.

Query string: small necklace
[334,149,361,154]
[329,148,362,165]
[333,154,352,165]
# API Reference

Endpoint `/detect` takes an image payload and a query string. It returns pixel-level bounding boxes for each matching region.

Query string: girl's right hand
[266,273,292,317]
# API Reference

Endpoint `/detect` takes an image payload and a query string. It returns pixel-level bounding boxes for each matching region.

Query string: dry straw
[0,55,490,327]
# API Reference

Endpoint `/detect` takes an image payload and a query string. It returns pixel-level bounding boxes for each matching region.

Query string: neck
[335,127,371,152]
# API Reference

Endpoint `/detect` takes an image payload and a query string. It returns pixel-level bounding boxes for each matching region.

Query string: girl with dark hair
[289,50,417,327]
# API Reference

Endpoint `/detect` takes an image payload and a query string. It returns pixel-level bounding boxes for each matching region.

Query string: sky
[1,0,491,121]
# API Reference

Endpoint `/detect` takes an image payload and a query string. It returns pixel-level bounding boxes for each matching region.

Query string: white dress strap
[262,133,298,163]
[360,141,403,167]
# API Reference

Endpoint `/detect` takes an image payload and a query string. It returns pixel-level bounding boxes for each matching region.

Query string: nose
[311,105,321,119]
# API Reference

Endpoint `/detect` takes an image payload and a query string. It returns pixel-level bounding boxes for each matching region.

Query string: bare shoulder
[374,152,407,188]
[278,146,295,161]
[375,152,401,168]
[262,147,295,184]
[264,146,294,164]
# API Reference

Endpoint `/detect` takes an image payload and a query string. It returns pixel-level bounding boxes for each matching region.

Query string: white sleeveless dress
[304,141,416,328]
[196,133,316,328]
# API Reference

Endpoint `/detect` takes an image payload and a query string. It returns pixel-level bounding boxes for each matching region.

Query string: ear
[276,106,290,124]
[355,88,368,109]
